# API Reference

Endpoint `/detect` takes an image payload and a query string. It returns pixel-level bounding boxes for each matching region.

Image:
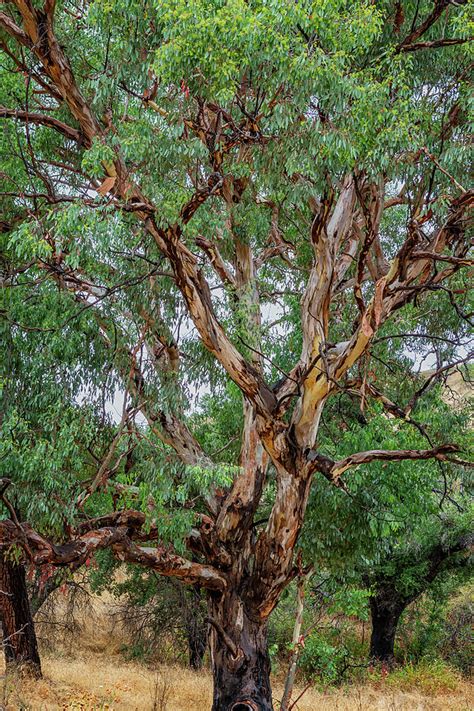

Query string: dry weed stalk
[150,670,172,711]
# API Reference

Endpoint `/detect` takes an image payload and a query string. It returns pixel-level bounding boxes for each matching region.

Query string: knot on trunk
[231,703,259,711]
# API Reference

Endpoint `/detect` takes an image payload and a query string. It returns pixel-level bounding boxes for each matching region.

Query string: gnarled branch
[0,514,227,591]
[311,444,461,484]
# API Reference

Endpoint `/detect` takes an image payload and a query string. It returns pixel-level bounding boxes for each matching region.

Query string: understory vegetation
[2,575,472,710]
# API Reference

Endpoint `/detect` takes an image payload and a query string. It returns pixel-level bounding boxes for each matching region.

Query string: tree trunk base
[369,593,403,667]
[0,555,42,678]
[210,596,273,711]
[5,659,42,679]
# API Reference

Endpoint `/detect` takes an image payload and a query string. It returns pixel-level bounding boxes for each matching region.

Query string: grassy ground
[1,654,473,710]
[1,590,472,710]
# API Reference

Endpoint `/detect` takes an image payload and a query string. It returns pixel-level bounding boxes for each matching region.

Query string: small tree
[1,1,472,707]
[367,522,472,664]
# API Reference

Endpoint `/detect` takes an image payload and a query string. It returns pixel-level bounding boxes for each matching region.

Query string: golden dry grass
[1,653,473,711]
[1,589,472,710]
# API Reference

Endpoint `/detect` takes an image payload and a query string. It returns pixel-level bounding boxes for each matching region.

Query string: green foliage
[439,586,473,675]
[7,221,52,261]
[383,658,461,694]
[301,379,472,582]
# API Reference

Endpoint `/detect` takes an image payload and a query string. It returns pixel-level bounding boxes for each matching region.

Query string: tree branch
[292,176,356,447]
[0,10,32,48]
[331,188,473,386]
[400,37,473,53]
[195,235,235,286]
[397,0,453,51]
[0,106,82,143]
[205,616,240,658]
[312,444,461,483]
[0,515,227,591]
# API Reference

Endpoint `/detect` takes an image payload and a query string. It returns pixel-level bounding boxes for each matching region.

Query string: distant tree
[302,383,472,667]
[1,1,472,708]
[367,522,472,664]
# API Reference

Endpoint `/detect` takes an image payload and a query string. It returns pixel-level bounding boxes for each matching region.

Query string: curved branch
[112,539,226,590]
[311,444,461,483]
[0,106,82,143]
[331,188,473,386]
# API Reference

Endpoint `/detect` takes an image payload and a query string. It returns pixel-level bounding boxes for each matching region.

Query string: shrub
[384,659,461,694]
[438,587,473,675]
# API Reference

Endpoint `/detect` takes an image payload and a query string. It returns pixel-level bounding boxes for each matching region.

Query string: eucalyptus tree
[0,0,473,708]
[301,378,473,667]
[0,276,122,675]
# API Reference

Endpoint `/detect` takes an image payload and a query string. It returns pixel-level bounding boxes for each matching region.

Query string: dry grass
[1,588,472,710]
[1,653,473,711]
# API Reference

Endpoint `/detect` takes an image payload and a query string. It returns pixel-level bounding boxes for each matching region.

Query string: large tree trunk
[209,592,273,711]
[369,592,404,666]
[0,554,42,678]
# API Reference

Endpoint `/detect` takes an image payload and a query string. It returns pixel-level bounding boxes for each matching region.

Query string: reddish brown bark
[0,553,41,678]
